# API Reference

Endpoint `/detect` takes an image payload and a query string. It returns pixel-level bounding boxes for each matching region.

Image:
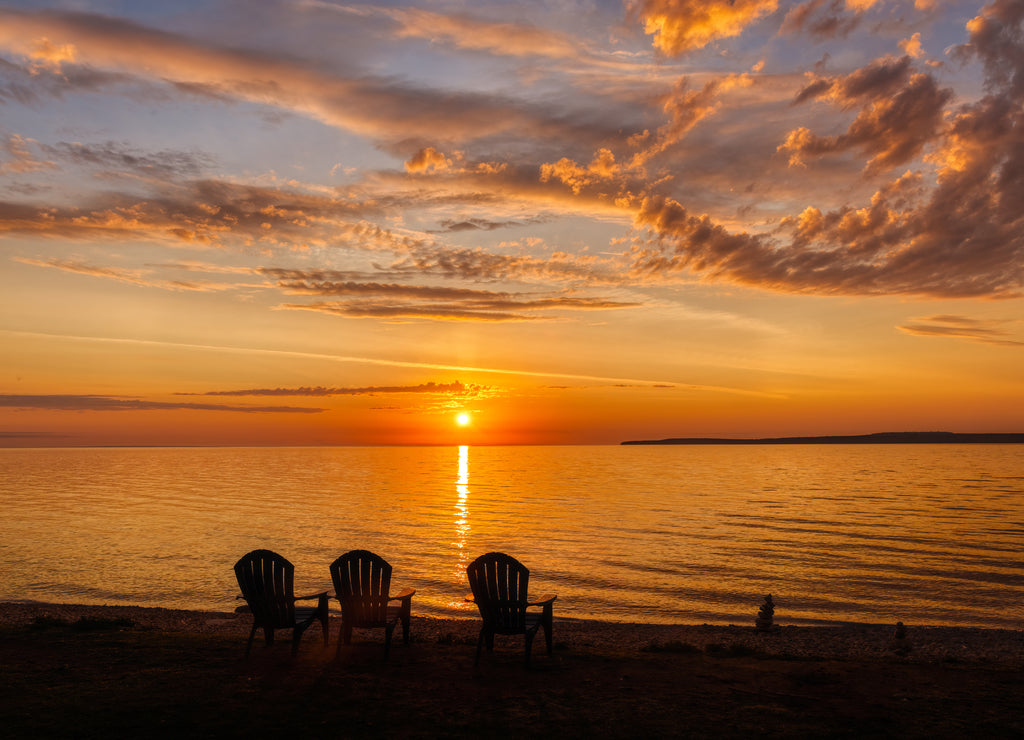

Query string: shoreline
[3,600,1021,667]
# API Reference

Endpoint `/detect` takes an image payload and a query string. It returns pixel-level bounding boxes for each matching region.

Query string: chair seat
[346,605,404,629]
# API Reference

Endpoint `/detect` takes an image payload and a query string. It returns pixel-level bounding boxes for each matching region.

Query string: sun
[456,412,471,427]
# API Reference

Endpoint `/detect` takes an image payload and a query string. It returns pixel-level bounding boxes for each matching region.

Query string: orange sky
[1,1,1022,446]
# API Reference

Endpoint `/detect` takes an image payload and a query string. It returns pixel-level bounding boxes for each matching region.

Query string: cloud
[15,257,239,292]
[0,394,325,412]
[631,0,779,55]
[46,140,213,180]
[368,5,583,60]
[0,177,391,249]
[431,218,524,233]
[900,32,924,59]
[0,7,627,149]
[782,56,952,174]
[199,381,488,396]
[897,315,1024,346]
[630,179,1023,297]
[405,146,451,173]
[2,2,1022,307]
[0,134,56,174]
[781,0,861,40]
[278,292,640,322]
[953,0,1024,97]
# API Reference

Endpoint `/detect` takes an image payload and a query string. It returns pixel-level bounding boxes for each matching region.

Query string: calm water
[1,445,1022,628]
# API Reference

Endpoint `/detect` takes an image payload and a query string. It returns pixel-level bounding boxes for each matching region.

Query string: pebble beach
[3,601,1023,738]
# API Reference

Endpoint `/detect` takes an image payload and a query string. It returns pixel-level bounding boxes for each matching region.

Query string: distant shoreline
[621,431,1024,445]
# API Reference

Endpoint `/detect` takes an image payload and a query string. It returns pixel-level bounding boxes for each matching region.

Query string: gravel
[3,601,1021,667]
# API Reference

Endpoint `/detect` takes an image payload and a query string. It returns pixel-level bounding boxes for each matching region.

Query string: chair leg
[244,622,258,659]
[292,624,306,656]
[524,630,536,666]
[384,623,395,659]
[475,628,486,666]
[318,595,329,647]
[401,612,411,645]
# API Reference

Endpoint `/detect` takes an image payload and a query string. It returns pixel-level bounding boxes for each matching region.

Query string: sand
[1,601,1022,738]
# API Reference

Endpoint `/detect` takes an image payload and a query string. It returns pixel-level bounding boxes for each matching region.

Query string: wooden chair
[466,552,556,666]
[233,549,329,658]
[329,550,415,658]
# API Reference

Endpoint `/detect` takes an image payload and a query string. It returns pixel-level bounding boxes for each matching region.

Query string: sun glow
[456,412,470,426]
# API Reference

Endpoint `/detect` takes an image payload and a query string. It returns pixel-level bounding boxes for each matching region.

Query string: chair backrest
[234,549,296,628]
[467,552,529,631]
[330,550,392,624]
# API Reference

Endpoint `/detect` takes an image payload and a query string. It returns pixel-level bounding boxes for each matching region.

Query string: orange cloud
[405,146,452,173]
[632,0,779,55]
[380,7,581,60]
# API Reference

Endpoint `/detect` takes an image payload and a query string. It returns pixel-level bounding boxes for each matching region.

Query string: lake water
[1,445,1022,628]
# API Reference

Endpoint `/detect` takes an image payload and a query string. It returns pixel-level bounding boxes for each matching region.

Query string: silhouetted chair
[466,552,556,666]
[329,550,415,658]
[233,549,329,658]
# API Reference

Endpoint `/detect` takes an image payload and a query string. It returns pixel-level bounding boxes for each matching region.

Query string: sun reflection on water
[449,445,471,608]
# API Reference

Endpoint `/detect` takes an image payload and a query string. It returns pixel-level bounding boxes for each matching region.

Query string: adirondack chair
[233,549,329,658]
[329,550,415,658]
[466,552,556,666]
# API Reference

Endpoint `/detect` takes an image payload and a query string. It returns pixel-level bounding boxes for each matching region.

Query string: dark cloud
[280,291,638,322]
[258,266,638,320]
[781,0,861,40]
[433,218,522,232]
[47,141,213,179]
[897,315,1024,346]
[782,57,952,174]
[0,394,324,413]
[630,184,1023,297]
[200,381,486,397]
[953,0,1024,97]
[0,431,67,439]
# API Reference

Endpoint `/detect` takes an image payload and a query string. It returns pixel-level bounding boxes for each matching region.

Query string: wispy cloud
[0,394,325,413]
[15,257,241,292]
[897,315,1024,346]
[197,381,489,397]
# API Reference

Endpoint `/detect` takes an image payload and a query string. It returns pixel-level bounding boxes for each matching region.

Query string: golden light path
[448,444,471,609]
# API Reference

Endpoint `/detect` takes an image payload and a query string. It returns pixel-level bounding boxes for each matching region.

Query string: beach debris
[890,621,912,655]
[755,594,775,631]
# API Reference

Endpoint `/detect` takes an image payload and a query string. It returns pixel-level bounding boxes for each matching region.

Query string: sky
[0,0,1022,447]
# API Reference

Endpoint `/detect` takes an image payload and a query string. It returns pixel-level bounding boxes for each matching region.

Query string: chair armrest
[294,591,329,601]
[528,594,557,607]
[390,588,415,602]
[465,593,476,603]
